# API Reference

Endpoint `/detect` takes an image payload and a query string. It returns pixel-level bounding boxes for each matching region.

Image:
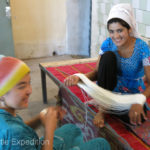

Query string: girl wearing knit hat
[64,3,150,127]
[0,56,110,150]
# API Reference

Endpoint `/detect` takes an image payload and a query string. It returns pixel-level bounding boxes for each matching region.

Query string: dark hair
[107,18,130,30]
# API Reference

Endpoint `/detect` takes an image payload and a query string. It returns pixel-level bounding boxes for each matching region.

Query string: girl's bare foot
[93,111,105,128]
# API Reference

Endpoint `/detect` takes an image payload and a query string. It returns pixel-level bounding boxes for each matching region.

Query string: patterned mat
[46,62,150,150]
[118,111,150,147]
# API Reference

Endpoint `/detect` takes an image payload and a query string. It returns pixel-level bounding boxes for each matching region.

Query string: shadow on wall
[66,0,91,57]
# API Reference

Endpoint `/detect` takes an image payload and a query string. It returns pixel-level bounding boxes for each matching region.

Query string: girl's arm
[64,56,101,86]
[85,55,101,81]
[25,115,41,129]
[129,66,150,125]
[143,66,150,98]
[40,107,58,150]
[40,107,66,150]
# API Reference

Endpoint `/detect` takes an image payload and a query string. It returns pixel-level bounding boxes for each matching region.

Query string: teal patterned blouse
[0,109,110,150]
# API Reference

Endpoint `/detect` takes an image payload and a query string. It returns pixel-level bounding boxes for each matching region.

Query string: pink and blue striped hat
[0,56,30,97]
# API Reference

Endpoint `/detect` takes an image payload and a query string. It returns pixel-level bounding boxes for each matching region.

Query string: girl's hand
[64,75,80,86]
[40,107,58,130]
[93,111,105,128]
[57,106,66,120]
[40,107,66,129]
[129,104,147,125]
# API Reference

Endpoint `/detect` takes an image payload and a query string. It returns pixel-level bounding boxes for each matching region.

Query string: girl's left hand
[129,104,147,125]
[57,106,66,120]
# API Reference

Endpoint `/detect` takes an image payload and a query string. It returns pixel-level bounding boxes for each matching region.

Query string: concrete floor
[17,55,81,136]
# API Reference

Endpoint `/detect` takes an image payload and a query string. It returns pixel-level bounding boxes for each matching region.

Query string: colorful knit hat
[0,56,30,97]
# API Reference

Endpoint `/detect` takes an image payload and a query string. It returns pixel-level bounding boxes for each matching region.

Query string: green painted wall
[0,0,14,56]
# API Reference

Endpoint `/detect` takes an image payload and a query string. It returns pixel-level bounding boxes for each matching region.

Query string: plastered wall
[10,0,91,59]
[10,0,67,59]
[66,0,91,56]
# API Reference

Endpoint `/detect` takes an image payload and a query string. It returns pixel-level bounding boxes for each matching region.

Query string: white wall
[11,0,67,59]
[10,0,91,59]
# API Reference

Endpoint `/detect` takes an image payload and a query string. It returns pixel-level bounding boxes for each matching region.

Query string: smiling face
[108,22,132,48]
[3,74,32,110]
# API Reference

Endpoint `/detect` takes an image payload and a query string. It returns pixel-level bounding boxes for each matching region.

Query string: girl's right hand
[40,107,66,130]
[64,75,80,86]
[40,107,58,130]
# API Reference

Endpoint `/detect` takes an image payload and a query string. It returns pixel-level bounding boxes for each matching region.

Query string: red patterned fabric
[46,62,150,150]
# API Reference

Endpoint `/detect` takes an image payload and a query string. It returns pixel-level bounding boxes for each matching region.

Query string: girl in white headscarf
[64,3,150,127]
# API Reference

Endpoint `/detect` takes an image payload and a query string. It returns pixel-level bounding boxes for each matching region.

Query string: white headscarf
[107,3,139,38]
